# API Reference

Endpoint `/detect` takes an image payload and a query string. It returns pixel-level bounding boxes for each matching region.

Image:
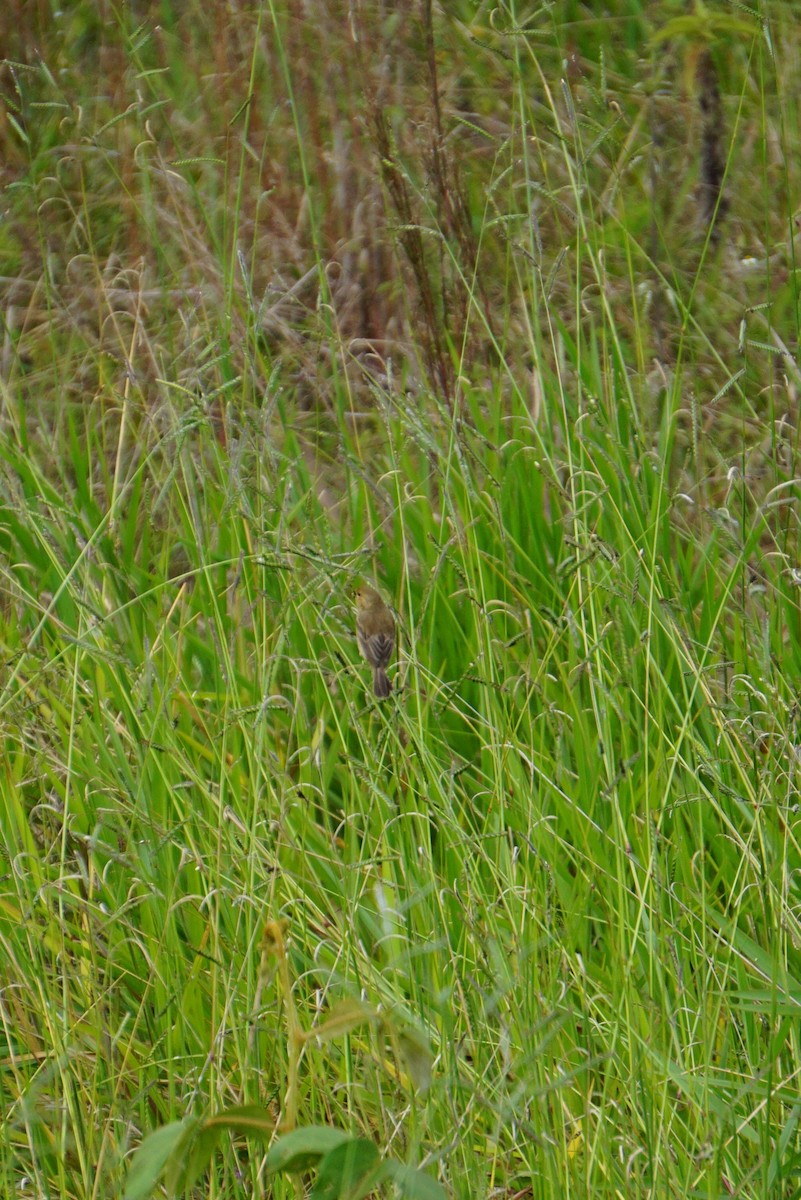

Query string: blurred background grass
[2,1,801,1197]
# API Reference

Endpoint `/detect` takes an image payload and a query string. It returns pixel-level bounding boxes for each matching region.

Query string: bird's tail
[373,668,391,698]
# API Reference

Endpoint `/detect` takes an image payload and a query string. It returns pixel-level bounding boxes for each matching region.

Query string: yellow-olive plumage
[354,585,395,698]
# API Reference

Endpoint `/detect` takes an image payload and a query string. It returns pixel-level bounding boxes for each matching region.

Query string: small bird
[354,585,395,698]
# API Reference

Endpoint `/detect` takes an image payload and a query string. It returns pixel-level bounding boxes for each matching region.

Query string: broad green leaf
[307,999,378,1044]
[204,1104,276,1139]
[311,1137,382,1199]
[265,1126,351,1175]
[651,13,756,43]
[397,1028,434,1092]
[123,1119,199,1200]
[382,1161,447,1200]
[184,1123,224,1189]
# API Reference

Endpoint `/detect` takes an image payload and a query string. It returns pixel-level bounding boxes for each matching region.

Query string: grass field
[2,2,801,1197]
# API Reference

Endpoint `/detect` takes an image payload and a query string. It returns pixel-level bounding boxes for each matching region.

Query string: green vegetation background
[1,0,801,1196]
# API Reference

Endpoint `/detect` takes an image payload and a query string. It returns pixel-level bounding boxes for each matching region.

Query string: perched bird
[354,585,395,698]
